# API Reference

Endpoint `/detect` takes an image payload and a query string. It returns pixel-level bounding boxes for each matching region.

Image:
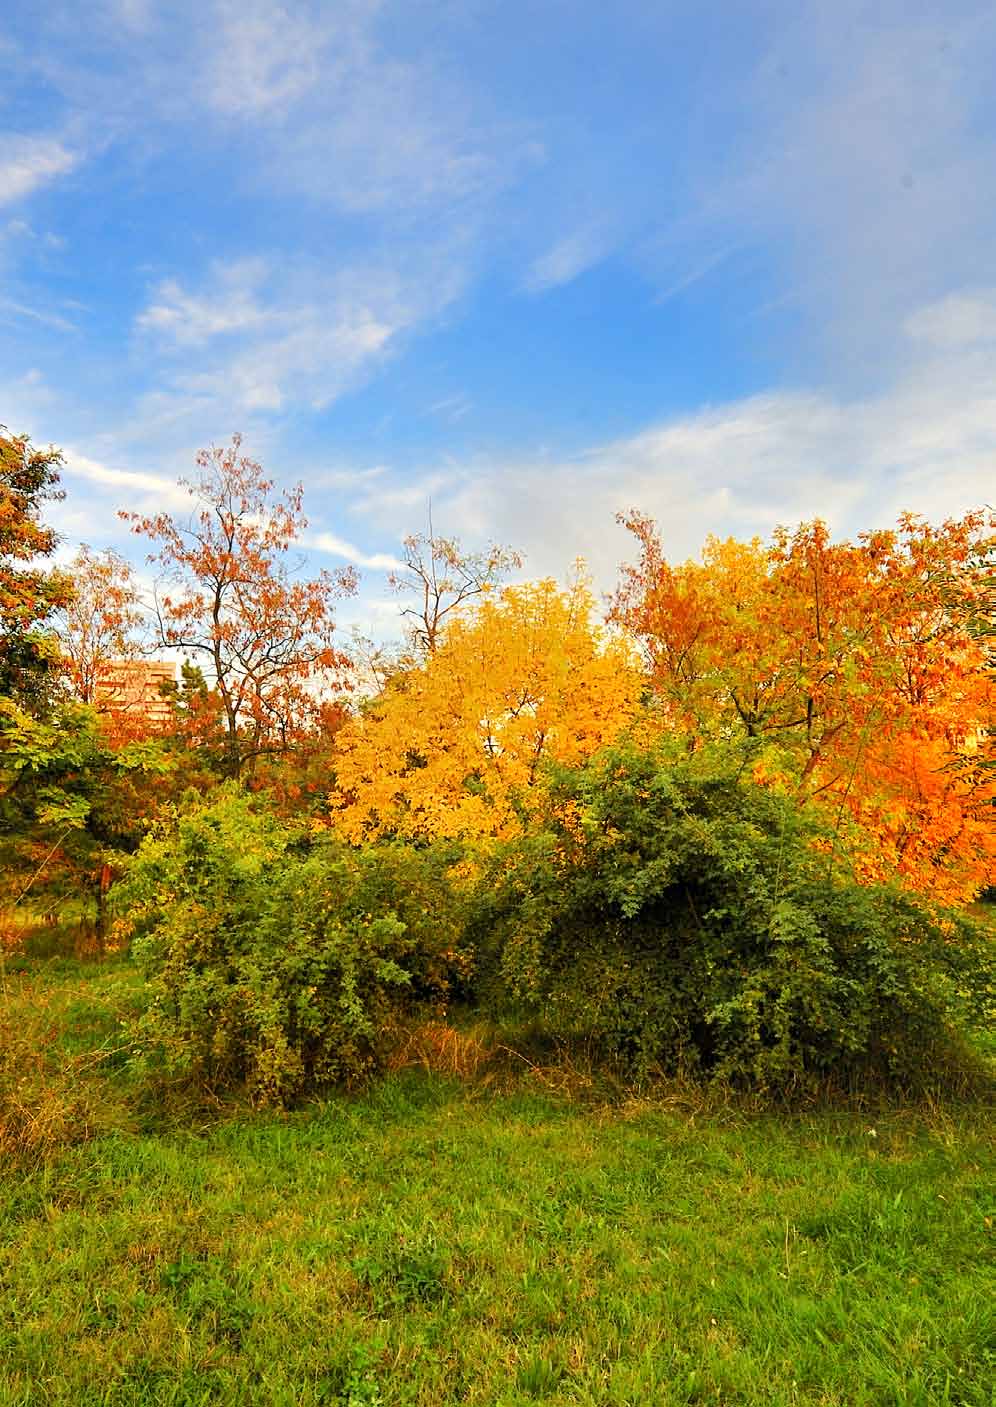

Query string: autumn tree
[0,427,72,710]
[612,510,995,904]
[347,628,408,698]
[331,572,642,843]
[123,434,357,778]
[388,514,523,656]
[58,545,145,705]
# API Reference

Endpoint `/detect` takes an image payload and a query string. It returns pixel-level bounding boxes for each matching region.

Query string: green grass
[1,957,994,1406]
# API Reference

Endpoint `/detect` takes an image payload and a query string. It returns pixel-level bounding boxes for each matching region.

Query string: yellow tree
[331,573,643,843]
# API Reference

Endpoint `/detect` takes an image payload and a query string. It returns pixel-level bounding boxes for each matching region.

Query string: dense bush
[115,755,992,1104]
[469,743,994,1090]
[117,786,467,1104]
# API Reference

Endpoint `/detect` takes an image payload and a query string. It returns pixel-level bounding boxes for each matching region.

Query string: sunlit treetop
[123,435,358,778]
[331,570,643,843]
[611,508,995,903]
[0,428,73,709]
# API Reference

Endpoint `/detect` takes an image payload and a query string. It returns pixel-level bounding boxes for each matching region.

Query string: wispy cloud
[309,531,403,572]
[109,0,156,33]
[428,394,473,423]
[62,450,193,508]
[310,465,387,490]
[904,290,996,348]
[667,0,996,365]
[345,470,458,520]
[503,2,996,369]
[0,298,77,332]
[3,0,994,617]
[348,306,996,586]
[136,259,271,345]
[204,0,336,119]
[525,227,610,292]
[29,291,996,649]
[0,368,56,432]
[0,134,80,206]
[41,445,199,557]
[653,245,739,305]
[20,0,540,220]
[135,252,465,417]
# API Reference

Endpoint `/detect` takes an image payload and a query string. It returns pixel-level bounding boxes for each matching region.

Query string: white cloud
[34,296,996,646]
[205,0,341,118]
[9,0,995,387]
[136,259,271,345]
[170,303,398,414]
[0,299,77,333]
[26,0,539,220]
[135,252,464,417]
[345,470,458,519]
[494,2,996,353]
[0,369,61,434]
[672,0,996,364]
[346,318,996,590]
[109,0,156,32]
[905,291,996,349]
[428,393,472,423]
[38,443,200,556]
[525,227,609,292]
[311,465,386,490]
[653,246,739,305]
[226,0,541,218]
[62,450,194,509]
[336,592,410,646]
[309,531,403,571]
[0,134,80,206]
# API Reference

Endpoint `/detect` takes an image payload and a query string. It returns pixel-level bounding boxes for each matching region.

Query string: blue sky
[2,0,995,633]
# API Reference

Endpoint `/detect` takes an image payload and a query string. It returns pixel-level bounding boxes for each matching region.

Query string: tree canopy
[332,574,643,842]
[0,427,72,709]
[611,509,995,904]
[123,434,357,777]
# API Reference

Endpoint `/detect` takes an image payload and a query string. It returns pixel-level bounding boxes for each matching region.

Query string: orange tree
[123,434,357,778]
[611,510,995,904]
[330,573,643,844]
[0,427,72,710]
[58,544,145,706]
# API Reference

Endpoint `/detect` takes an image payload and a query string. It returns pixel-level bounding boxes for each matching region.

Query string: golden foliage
[331,574,643,842]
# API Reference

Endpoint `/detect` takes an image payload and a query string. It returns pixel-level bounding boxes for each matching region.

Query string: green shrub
[470,742,994,1091]
[118,786,466,1105]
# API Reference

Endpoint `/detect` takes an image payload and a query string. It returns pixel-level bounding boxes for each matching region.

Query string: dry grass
[0,1002,102,1165]
[382,1007,995,1125]
[384,1015,639,1102]
[0,958,138,1169]
[385,1019,494,1079]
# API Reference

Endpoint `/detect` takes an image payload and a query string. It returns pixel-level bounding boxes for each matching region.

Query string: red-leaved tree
[123,435,357,777]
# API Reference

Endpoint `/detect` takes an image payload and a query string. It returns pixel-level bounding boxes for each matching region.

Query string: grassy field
[0,954,993,1407]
